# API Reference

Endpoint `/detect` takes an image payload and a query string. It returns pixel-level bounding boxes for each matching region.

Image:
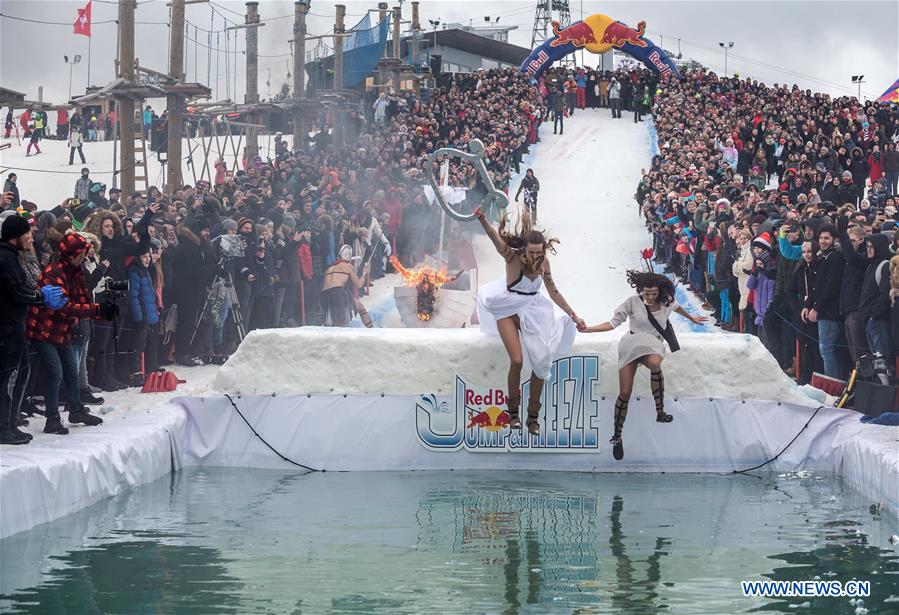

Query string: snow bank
[213,327,816,404]
[0,404,184,539]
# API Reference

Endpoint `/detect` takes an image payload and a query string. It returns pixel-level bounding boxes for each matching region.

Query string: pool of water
[1,469,897,614]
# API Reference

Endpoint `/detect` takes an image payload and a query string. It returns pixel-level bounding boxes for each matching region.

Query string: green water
[1,469,897,614]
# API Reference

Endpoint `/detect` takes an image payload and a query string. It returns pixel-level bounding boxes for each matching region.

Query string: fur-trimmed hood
[176,223,203,246]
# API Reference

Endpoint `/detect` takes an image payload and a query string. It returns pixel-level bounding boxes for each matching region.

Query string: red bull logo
[549,20,597,49]
[466,406,511,432]
[599,20,647,48]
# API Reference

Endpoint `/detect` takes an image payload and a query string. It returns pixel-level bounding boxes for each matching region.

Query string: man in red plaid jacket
[27,233,117,434]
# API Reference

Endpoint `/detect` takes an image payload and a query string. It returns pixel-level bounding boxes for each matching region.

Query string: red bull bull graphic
[415,355,601,452]
[549,20,597,49]
[598,20,648,49]
[519,13,680,80]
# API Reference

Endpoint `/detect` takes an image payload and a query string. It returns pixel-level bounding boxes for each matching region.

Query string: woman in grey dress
[584,271,706,460]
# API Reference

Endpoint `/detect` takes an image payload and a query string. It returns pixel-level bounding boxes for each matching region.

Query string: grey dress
[608,295,680,369]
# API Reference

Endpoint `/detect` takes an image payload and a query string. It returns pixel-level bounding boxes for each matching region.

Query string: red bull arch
[520,13,680,79]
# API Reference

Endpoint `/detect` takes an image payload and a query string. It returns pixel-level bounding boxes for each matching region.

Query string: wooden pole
[117,0,136,198]
[244,1,260,163]
[166,0,186,193]
[334,4,345,91]
[392,5,401,90]
[333,4,345,145]
[292,1,309,152]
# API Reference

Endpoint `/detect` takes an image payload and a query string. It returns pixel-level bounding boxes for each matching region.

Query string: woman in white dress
[583,271,706,460]
[475,208,586,435]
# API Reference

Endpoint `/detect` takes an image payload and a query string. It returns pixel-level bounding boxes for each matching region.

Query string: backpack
[875,260,888,287]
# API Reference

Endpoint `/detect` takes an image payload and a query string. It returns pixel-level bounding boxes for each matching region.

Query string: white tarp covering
[0,404,184,539]
[172,393,897,514]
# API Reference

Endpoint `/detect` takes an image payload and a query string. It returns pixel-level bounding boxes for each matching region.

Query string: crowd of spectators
[0,68,549,442]
[5,61,898,443]
[639,68,899,385]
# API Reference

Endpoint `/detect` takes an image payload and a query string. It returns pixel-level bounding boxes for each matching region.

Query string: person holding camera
[84,204,158,390]
[0,215,69,444]
[27,233,117,435]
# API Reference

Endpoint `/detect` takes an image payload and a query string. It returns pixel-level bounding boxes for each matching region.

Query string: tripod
[189,258,246,350]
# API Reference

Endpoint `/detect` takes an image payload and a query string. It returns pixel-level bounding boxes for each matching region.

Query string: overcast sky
[1,0,896,105]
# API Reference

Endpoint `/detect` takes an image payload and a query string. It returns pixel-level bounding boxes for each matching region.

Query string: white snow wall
[213,327,816,404]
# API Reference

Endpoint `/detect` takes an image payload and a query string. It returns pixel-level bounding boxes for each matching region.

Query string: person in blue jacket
[127,250,159,385]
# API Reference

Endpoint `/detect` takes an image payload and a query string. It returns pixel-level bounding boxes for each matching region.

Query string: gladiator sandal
[526,397,542,436]
[507,391,522,430]
[610,396,629,461]
[651,371,673,423]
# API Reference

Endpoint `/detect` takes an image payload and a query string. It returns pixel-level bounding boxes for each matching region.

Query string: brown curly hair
[84,209,124,239]
[626,270,676,306]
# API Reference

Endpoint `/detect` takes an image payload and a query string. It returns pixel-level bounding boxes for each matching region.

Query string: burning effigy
[390,256,476,328]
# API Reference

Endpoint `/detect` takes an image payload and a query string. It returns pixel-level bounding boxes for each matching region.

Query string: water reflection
[1,540,245,614]
[0,470,896,614]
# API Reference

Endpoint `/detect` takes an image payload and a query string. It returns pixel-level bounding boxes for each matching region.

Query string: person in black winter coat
[765,224,802,370]
[858,233,892,359]
[3,173,20,209]
[848,147,870,195]
[803,224,844,379]
[793,241,822,384]
[837,217,871,363]
[0,215,66,444]
[172,216,215,365]
[515,169,540,220]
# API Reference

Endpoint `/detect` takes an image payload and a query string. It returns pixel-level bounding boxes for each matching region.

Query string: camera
[213,233,245,259]
[96,276,129,298]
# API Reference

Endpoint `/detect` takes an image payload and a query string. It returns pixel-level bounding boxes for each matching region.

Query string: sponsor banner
[416,355,601,453]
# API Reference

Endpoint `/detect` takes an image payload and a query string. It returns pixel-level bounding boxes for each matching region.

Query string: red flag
[73,1,91,37]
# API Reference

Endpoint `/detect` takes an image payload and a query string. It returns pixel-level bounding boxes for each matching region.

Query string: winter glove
[41,285,68,310]
[99,300,119,322]
[384,242,392,258]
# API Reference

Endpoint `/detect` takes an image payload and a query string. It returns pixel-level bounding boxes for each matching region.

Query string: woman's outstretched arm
[542,259,585,330]
[582,322,614,333]
[475,208,512,261]
[675,305,707,324]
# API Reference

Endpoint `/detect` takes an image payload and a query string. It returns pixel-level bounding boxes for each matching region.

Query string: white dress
[477,273,577,380]
[609,295,680,369]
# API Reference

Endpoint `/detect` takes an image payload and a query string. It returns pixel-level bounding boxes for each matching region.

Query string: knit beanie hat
[58,231,90,259]
[281,213,296,230]
[237,217,253,232]
[221,218,238,233]
[752,232,772,251]
[1,214,30,241]
[751,214,768,226]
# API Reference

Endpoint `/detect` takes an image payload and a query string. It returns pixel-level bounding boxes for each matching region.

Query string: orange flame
[390,256,457,321]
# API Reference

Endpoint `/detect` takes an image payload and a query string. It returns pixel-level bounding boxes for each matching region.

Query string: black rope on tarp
[732,405,826,475]
[224,393,319,472]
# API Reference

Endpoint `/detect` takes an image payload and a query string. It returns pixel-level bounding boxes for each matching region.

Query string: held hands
[570,313,587,331]
[41,285,68,310]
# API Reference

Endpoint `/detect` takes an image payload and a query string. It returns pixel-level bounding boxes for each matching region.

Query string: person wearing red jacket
[27,233,117,434]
